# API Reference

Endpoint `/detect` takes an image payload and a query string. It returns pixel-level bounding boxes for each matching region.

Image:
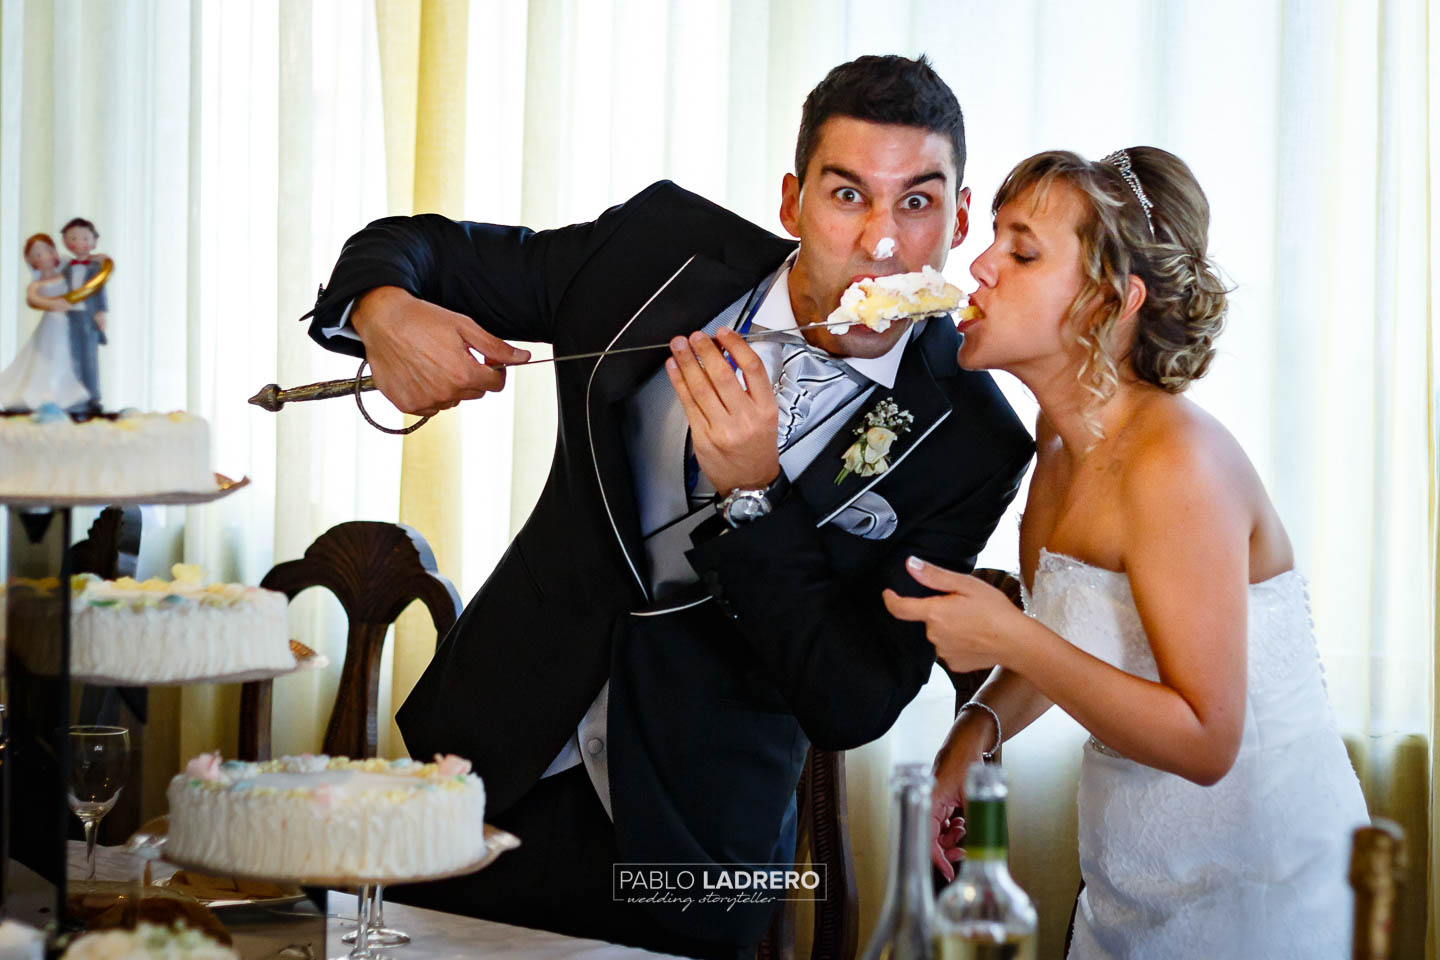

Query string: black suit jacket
[307,181,1034,943]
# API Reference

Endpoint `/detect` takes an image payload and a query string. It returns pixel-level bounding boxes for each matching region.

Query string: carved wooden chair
[237,521,462,761]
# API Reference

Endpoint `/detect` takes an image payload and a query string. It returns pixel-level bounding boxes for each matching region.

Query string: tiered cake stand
[2,474,518,958]
[3,474,261,942]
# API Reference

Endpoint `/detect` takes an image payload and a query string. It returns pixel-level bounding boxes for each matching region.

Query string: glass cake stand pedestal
[163,825,520,960]
[341,886,406,948]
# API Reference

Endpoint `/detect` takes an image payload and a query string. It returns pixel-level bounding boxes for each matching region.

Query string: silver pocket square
[829,490,898,540]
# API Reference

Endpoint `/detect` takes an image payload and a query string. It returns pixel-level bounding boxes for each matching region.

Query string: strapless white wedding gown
[1026,549,1368,960]
[0,278,89,411]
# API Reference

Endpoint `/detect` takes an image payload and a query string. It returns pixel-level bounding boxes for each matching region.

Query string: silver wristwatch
[716,476,786,528]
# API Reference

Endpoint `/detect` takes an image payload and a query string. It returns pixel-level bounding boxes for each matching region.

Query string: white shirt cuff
[319,297,362,342]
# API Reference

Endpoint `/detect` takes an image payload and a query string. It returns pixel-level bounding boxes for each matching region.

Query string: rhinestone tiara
[1100,148,1155,238]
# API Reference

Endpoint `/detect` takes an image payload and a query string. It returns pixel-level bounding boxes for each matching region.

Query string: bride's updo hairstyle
[991,147,1228,414]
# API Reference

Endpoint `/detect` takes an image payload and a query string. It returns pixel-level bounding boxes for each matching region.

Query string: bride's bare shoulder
[1121,395,1259,505]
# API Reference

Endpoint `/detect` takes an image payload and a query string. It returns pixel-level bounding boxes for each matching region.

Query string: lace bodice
[1025,548,1327,704]
[1023,549,1366,960]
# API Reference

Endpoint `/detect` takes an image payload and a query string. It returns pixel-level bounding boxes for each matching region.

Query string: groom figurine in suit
[61,217,108,410]
[306,55,1033,958]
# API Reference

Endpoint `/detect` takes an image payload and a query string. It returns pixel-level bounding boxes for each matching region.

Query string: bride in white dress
[884,147,1368,958]
[0,233,90,411]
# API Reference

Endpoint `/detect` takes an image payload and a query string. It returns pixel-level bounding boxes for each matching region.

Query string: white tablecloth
[326,892,682,960]
[22,843,681,959]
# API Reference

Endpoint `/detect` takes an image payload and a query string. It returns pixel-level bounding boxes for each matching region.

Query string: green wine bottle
[934,762,1037,960]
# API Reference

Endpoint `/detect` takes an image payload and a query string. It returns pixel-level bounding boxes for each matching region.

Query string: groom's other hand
[94,312,108,334]
[351,285,530,417]
[666,326,780,495]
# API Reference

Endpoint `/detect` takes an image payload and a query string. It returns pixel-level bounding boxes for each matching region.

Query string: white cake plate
[0,473,250,508]
[76,640,330,687]
[160,824,520,890]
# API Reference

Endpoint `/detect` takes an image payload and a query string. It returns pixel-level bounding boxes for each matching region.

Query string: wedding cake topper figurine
[0,222,113,414]
[61,217,111,410]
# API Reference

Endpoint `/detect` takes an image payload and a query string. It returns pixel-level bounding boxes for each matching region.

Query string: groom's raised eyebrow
[818,166,948,192]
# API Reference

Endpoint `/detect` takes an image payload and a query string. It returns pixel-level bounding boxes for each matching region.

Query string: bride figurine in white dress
[884,147,1368,959]
[0,233,91,412]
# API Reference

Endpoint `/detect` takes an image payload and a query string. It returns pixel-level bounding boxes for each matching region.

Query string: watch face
[730,498,763,523]
[726,492,771,525]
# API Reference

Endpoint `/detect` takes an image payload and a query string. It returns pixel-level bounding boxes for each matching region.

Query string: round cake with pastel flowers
[165,753,487,882]
[2,565,291,684]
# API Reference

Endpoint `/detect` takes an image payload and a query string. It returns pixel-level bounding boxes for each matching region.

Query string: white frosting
[0,411,213,498]
[166,756,488,882]
[60,924,236,960]
[3,572,292,683]
[826,266,963,334]
[872,236,897,259]
[0,921,44,960]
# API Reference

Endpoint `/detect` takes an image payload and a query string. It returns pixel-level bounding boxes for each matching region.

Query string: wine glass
[67,725,131,881]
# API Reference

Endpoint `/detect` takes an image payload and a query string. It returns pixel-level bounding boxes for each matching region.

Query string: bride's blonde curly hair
[992,147,1229,434]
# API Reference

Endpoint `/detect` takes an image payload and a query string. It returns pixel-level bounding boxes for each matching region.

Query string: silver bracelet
[959,700,1002,762]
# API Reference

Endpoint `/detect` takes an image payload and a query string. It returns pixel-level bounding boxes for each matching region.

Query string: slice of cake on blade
[826,265,976,333]
[3,565,293,684]
[165,753,488,883]
[0,406,215,499]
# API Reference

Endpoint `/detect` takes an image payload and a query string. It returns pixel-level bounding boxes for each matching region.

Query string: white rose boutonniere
[836,398,914,484]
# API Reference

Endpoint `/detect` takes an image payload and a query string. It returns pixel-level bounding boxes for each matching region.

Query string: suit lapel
[585,247,793,602]
[794,317,961,528]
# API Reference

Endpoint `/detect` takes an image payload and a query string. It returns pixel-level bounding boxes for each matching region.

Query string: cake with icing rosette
[165,753,487,882]
[3,565,292,684]
[826,265,975,334]
[0,406,214,499]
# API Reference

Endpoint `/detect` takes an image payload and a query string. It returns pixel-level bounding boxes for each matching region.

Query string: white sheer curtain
[1,0,1431,954]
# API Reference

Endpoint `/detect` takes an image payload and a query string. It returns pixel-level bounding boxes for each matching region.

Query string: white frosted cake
[827,265,972,333]
[166,753,488,882]
[0,407,214,499]
[61,923,237,960]
[3,565,292,683]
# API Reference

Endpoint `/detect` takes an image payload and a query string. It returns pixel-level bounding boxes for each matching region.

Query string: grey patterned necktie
[686,339,861,504]
[775,341,854,450]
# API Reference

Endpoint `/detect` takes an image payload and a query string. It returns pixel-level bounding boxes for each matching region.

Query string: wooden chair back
[237,521,461,761]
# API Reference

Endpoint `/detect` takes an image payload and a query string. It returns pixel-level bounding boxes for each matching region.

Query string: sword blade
[494,313,951,367]
[252,311,961,410]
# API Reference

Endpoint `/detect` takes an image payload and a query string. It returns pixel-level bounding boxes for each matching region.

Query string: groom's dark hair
[794,54,966,190]
[61,217,98,238]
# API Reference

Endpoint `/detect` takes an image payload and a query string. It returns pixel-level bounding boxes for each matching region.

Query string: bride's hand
[930,742,973,880]
[883,556,1027,673]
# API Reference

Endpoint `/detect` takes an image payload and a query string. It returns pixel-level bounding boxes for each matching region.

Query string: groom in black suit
[306,55,1032,958]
